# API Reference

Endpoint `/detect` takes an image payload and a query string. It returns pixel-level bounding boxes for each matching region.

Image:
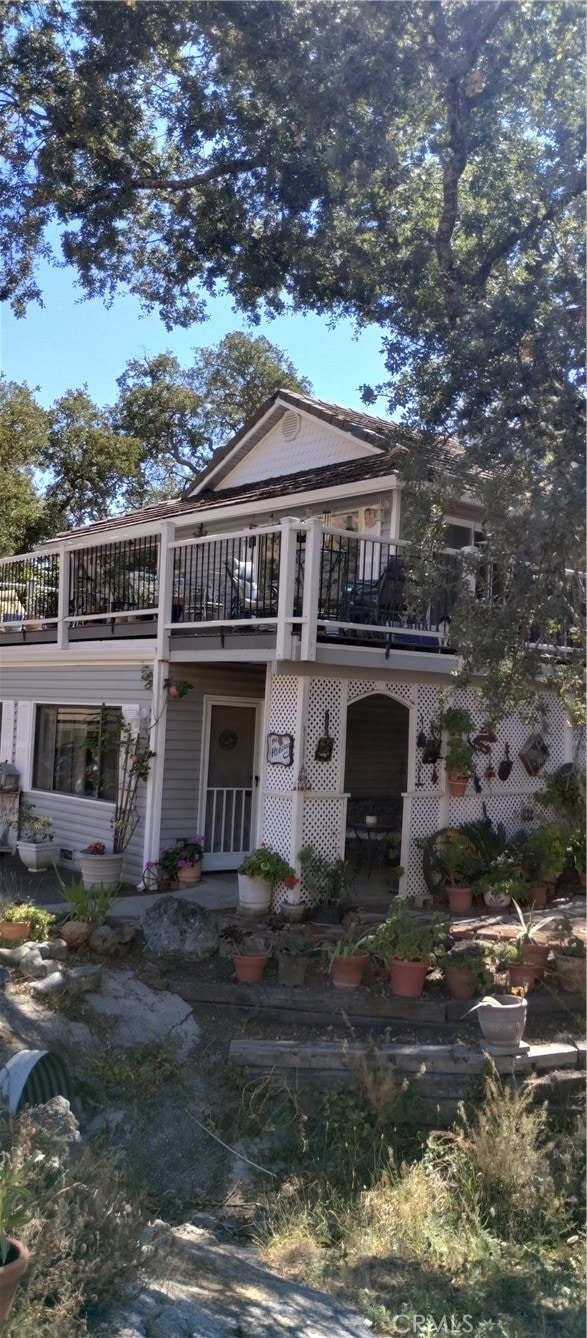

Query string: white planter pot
[237,873,272,917]
[80,852,124,892]
[17,841,55,872]
[475,995,527,1054]
[483,888,511,909]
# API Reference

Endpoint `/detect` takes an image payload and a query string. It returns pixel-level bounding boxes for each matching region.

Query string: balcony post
[56,544,69,650]
[156,522,176,657]
[142,521,175,875]
[300,518,323,661]
[276,519,299,660]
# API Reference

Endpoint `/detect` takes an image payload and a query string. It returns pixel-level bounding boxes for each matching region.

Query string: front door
[200,699,261,869]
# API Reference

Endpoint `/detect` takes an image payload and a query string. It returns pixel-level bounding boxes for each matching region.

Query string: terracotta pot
[177,861,202,885]
[528,884,547,909]
[331,954,369,990]
[232,953,268,984]
[475,995,527,1053]
[579,873,587,890]
[237,874,272,917]
[278,954,308,987]
[445,965,476,1000]
[521,941,550,969]
[0,1238,30,1327]
[389,958,429,998]
[508,963,537,991]
[447,776,468,798]
[553,952,586,995]
[446,885,473,915]
[0,921,31,941]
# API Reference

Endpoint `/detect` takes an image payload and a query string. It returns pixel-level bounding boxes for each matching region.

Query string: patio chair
[225,557,277,619]
[345,555,406,626]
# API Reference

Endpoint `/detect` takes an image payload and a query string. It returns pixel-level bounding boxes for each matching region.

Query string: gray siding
[160,664,266,850]
[4,664,152,883]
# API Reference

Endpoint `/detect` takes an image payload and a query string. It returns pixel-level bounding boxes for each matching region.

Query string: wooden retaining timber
[171,976,584,1028]
[229,1038,587,1121]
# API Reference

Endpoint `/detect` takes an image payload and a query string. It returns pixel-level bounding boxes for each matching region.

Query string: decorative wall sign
[266,732,294,766]
[519,732,549,777]
[218,730,238,751]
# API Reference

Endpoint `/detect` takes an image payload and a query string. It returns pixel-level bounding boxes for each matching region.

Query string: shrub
[298,844,355,905]
[0,904,56,941]
[239,845,295,885]
[56,874,115,926]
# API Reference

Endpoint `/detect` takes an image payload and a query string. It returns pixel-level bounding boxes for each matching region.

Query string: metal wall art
[519,732,549,777]
[266,733,294,766]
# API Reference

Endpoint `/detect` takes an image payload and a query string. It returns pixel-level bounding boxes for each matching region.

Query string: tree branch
[82,156,264,209]
[473,172,586,291]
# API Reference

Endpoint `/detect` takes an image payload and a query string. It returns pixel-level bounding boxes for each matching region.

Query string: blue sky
[0,254,390,414]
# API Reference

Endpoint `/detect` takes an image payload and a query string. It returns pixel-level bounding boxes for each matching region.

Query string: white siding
[159,664,266,850]
[216,415,376,491]
[0,701,16,763]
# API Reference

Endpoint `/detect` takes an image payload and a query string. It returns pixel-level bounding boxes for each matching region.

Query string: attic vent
[281,410,301,441]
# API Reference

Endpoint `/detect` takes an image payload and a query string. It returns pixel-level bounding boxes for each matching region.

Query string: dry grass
[1,1111,146,1337]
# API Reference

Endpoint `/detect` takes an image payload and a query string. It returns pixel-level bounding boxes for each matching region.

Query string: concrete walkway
[0,853,239,917]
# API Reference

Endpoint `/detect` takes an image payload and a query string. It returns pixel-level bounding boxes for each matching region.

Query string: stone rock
[85,1106,126,1137]
[0,966,11,988]
[30,970,68,997]
[60,920,91,948]
[89,926,119,955]
[40,939,69,962]
[28,1095,81,1149]
[112,922,138,946]
[0,943,35,966]
[19,951,56,980]
[85,970,199,1057]
[142,897,219,964]
[67,964,103,993]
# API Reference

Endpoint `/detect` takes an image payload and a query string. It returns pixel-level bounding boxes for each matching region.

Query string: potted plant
[364,901,446,998]
[467,991,528,1053]
[80,712,154,891]
[16,800,55,872]
[510,899,558,970]
[523,823,569,888]
[443,708,476,798]
[232,935,270,983]
[441,942,491,1000]
[277,939,312,987]
[298,844,355,924]
[0,1155,31,1327]
[568,828,586,889]
[475,867,527,909]
[280,873,304,922]
[0,902,55,943]
[237,845,296,917]
[427,832,481,914]
[156,837,204,887]
[497,941,539,992]
[550,917,586,995]
[322,926,371,990]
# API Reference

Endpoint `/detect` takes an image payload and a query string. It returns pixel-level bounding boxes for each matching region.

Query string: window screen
[33,705,121,801]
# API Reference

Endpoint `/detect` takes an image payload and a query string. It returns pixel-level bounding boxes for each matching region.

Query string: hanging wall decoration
[497,742,513,782]
[266,733,294,766]
[314,711,335,762]
[519,733,549,777]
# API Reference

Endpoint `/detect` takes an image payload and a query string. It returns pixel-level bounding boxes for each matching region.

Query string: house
[0,390,577,903]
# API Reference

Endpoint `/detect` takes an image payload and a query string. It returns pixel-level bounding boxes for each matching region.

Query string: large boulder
[141,897,218,964]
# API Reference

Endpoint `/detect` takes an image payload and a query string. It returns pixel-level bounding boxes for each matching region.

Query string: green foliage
[443,708,475,736]
[444,736,476,779]
[0,903,56,942]
[0,1154,32,1263]
[17,800,53,844]
[238,845,295,885]
[321,925,371,964]
[90,1044,182,1100]
[536,766,586,827]
[298,844,355,906]
[57,875,115,926]
[441,943,492,993]
[364,901,447,963]
[0,378,47,554]
[156,837,204,881]
[523,823,570,880]
[427,832,482,886]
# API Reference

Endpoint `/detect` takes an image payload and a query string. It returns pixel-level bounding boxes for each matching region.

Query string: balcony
[1,521,578,661]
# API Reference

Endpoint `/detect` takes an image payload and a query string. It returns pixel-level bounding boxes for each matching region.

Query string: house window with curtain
[33,705,121,801]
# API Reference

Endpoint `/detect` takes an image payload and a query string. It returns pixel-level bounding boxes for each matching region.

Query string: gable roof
[182,388,417,497]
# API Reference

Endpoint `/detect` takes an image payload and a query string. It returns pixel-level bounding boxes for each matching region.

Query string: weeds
[56,872,115,925]
[90,1043,183,1100]
[1,1111,145,1336]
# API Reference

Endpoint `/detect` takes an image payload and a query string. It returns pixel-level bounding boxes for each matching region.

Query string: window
[33,705,121,801]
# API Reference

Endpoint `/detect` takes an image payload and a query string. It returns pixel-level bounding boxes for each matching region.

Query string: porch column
[56,543,69,650]
[142,522,175,875]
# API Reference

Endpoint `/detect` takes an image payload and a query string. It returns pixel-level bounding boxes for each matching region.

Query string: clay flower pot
[446,885,473,915]
[0,1238,30,1327]
[278,953,308,987]
[177,861,202,885]
[554,953,586,995]
[521,941,550,970]
[474,995,527,1053]
[389,959,429,998]
[528,884,547,909]
[445,965,476,1000]
[447,776,468,798]
[331,954,369,990]
[233,953,268,984]
[508,962,537,991]
[0,920,31,941]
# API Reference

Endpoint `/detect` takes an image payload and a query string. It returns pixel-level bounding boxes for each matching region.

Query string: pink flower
[168,684,179,698]
[177,859,192,868]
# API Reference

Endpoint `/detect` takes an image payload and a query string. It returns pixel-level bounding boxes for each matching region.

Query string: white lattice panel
[347,678,415,709]
[260,792,294,859]
[265,675,298,792]
[305,678,344,790]
[573,725,586,770]
[301,797,345,862]
[405,794,439,899]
